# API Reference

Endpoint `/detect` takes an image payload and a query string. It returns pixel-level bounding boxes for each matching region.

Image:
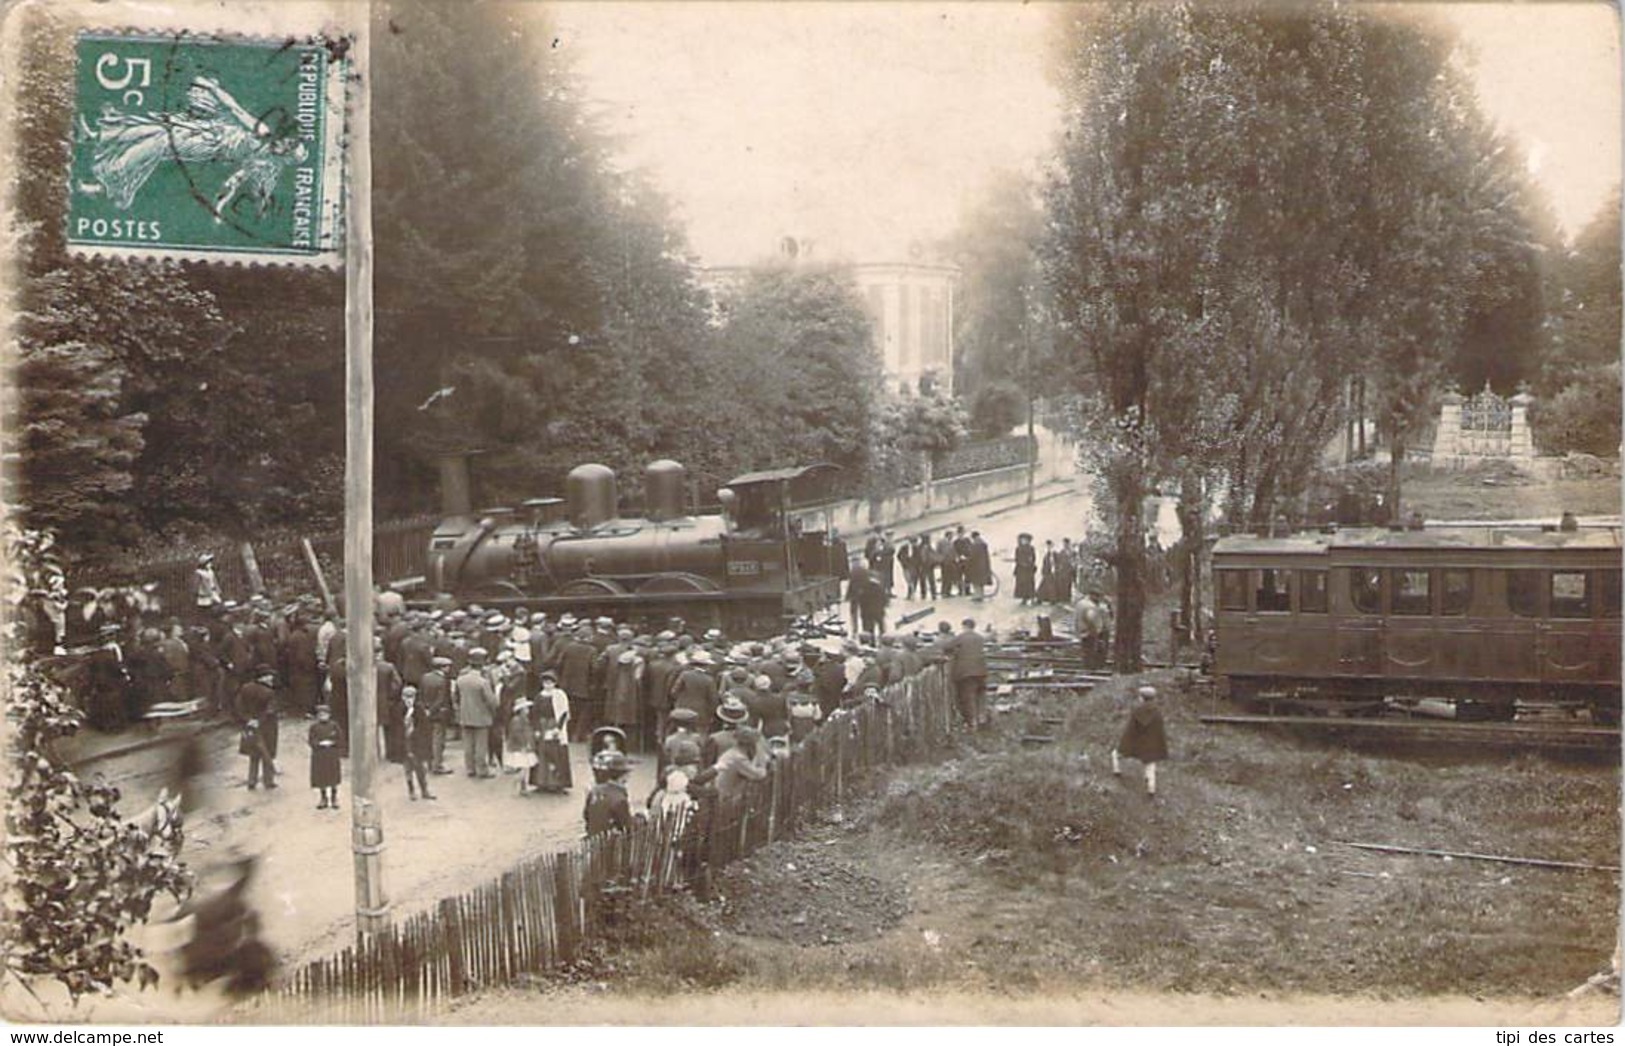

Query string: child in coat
[1112,685,1170,796]
[308,704,342,809]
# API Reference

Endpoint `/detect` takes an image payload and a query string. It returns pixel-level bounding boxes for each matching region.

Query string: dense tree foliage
[8,8,345,564]
[1040,3,1548,667]
[866,386,970,496]
[710,264,883,491]
[946,171,1053,401]
[1531,191,1623,457]
[3,527,191,1001]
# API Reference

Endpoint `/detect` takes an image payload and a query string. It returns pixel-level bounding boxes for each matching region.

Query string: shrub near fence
[933,434,1034,481]
[256,664,955,1022]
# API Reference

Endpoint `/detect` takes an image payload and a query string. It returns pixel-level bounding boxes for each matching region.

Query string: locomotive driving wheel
[636,573,720,594]
[469,581,528,600]
[556,578,628,597]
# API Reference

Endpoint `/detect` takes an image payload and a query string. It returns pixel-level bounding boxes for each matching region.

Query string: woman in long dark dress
[1013,533,1038,605]
[308,705,342,809]
[1036,540,1059,604]
[529,671,573,793]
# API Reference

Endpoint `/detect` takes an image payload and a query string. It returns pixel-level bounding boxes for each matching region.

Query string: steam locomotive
[423,458,849,638]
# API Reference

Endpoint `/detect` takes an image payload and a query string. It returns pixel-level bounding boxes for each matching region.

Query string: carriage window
[1550,572,1592,619]
[1350,568,1383,614]
[1298,570,1328,613]
[1440,569,1472,616]
[1255,569,1291,613]
[1391,569,1431,615]
[1218,569,1249,612]
[1600,570,1622,620]
[1507,570,1543,618]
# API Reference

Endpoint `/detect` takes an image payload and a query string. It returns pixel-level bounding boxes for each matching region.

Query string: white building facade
[849,261,957,394]
[701,242,958,394]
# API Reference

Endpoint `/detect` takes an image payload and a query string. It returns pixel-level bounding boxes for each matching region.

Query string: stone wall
[790,424,1076,540]
[1431,387,1535,466]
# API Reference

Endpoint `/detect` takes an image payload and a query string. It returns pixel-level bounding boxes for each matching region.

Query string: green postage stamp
[68,32,347,265]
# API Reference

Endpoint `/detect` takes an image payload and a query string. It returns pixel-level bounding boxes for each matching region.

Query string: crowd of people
[60,554,999,837]
[842,526,1114,669]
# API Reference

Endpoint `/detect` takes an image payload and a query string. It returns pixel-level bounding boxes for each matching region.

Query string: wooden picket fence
[252,665,956,1022]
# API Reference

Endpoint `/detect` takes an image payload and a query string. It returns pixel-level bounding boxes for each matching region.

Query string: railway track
[1200,712,1620,752]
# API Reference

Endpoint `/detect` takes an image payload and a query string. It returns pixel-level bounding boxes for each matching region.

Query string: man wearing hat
[218,610,255,721]
[809,644,845,718]
[237,665,280,790]
[659,707,703,780]
[968,530,993,601]
[915,532,939,600]
[284,611,321,717]
[376,640,407,765]
[896,633,924,678]
[456,649,498,778]
[80,623,130,732]
[402,686,439,801]
[399,620,434,690]
[935,530,960,597]
[749,673,790,740]
[945,617,989,731]
[712,726,768,810]
[642,638,682,749]
[670,649,719,735]
[243,606,278,689]
[1074,590,1110,671]
[420,656,454,773]
[550,626,598,741]
[527,619,555,690]
[1113,686,1169,797]
[705,694,751,766]
[592,626,631,724]
[604,646,645,750]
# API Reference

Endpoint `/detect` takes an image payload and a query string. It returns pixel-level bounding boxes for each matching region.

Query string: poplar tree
[1041,3,1547,665]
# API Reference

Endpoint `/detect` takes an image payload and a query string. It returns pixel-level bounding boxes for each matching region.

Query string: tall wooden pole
[1023,283,1036,505]
[344,0,387,938]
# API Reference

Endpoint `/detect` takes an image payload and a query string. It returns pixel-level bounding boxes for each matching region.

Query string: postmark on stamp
[68,31,347,265]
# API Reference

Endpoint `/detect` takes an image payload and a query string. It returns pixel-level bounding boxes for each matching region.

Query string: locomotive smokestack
[438,451,476,518]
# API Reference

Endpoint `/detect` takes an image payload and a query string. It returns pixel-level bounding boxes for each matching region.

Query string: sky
[549,1,1621,267]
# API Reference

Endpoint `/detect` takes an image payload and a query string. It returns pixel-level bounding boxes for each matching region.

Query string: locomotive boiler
[425,457,848,637]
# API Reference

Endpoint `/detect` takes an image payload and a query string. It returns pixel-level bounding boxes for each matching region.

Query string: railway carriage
[1212,524,1622,723]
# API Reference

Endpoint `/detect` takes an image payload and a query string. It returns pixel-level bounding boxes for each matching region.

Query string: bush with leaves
[968,381,1028,440]
[1530,364,1623,459]
[2,524,191,1002]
